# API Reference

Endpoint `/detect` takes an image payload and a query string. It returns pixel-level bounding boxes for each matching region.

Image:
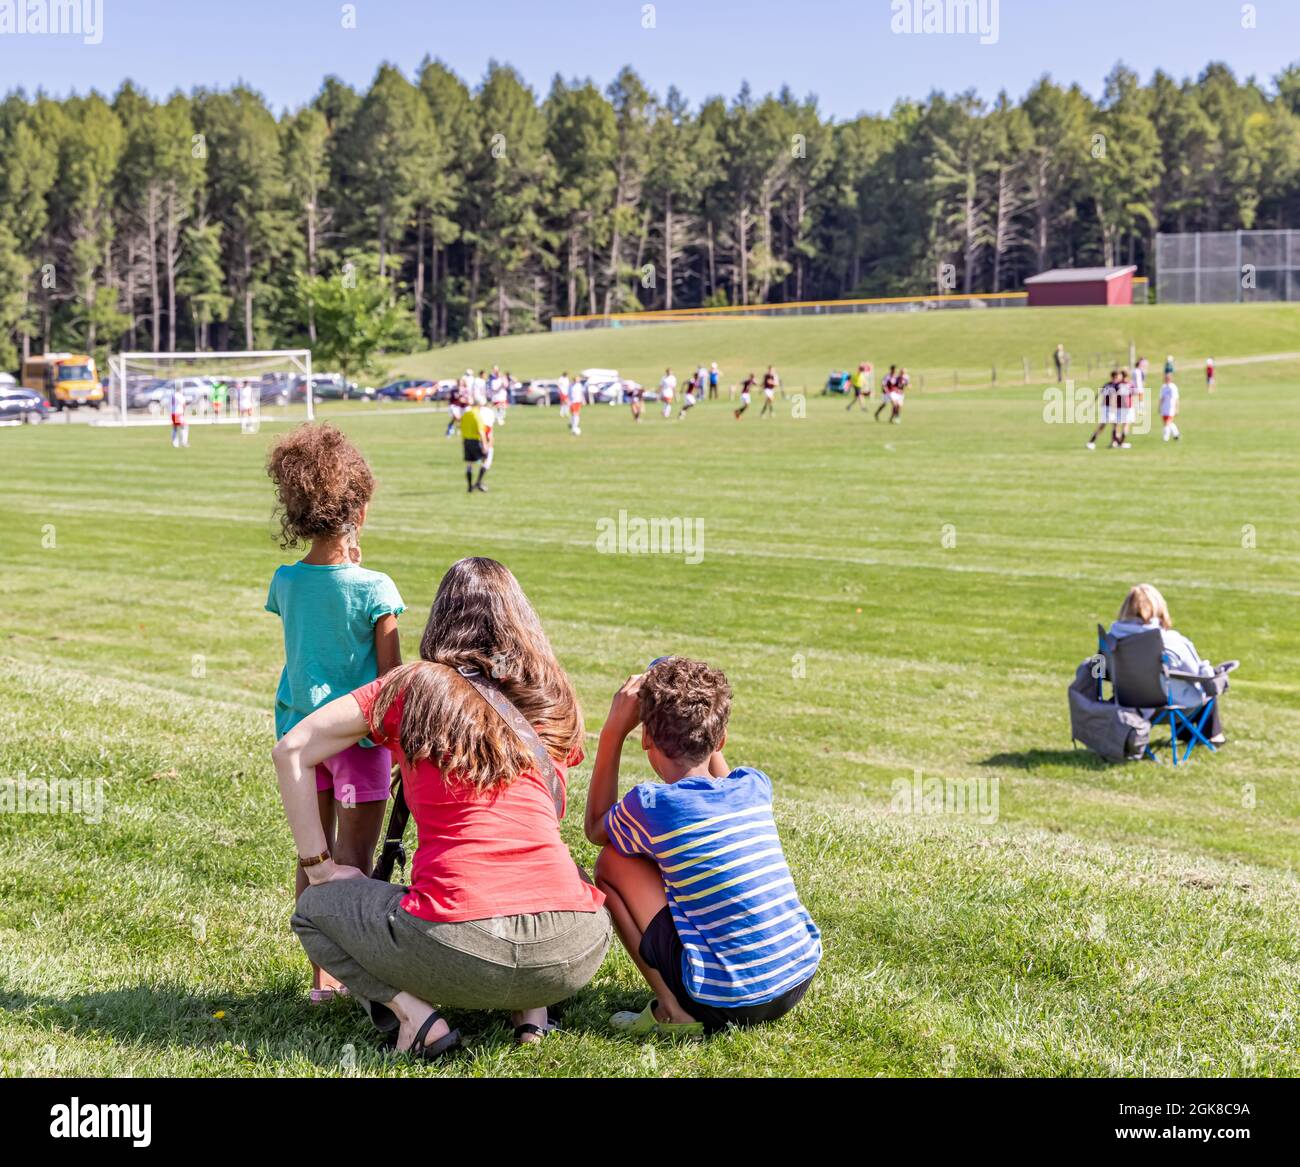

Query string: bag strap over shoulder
[373,776,409,883]
[456,665,564,818]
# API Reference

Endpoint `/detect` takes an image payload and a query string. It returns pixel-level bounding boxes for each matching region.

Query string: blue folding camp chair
[1096,624,1238,765]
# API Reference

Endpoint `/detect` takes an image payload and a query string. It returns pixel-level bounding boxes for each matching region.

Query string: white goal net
[106,350,314,429]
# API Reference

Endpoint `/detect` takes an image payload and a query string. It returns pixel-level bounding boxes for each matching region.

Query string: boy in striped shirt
[585,657,821,1036]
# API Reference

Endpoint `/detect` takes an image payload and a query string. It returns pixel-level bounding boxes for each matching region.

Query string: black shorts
[639,906,814,1033]
[462,438,484,463]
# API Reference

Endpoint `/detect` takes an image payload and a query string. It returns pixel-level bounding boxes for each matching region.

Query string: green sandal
[610,1000,704,1039]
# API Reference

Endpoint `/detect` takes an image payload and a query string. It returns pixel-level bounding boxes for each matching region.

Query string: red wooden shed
[1024,266,1137,307]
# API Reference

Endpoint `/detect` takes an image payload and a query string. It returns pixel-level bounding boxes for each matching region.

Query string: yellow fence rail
[551,279,1150,331]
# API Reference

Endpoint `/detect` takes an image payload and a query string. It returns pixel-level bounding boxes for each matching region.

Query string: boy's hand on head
[604,674,644,741]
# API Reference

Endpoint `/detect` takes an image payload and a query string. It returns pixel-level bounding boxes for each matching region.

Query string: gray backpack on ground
[1068,659,1151,762]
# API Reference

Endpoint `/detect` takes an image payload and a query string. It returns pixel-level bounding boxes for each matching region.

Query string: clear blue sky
[2,0,1298,117]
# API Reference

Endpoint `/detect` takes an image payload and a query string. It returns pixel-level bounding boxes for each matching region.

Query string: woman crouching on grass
[272,557,612,1060]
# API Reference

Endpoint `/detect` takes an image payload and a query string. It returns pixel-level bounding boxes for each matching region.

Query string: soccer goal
[105,349,314,429]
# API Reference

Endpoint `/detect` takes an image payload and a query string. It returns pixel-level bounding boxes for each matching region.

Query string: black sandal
[514,1011,559,1046]
[404,1011,462,1061]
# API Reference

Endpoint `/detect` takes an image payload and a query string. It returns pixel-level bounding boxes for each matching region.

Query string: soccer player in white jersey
[490,371,510,425]
[557,371,571,422]
[659,368,676,419]
[169,383,190,448]
[568,376,586,435]
[1159,373,1181,442]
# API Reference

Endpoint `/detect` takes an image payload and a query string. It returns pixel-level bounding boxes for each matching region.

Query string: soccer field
[1,348,1298,1077]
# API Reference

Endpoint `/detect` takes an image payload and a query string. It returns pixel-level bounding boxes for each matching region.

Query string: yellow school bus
[22,353,103,410]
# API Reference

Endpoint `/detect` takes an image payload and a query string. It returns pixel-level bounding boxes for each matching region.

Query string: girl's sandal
[309,988,335,1005]
[610,1000,704,1039]
[404,1011,463,1062]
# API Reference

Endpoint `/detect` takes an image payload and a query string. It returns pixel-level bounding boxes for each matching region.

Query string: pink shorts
[315,742,393,805]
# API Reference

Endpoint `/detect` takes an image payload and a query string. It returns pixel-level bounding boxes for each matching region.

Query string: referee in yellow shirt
[460,397,495,493]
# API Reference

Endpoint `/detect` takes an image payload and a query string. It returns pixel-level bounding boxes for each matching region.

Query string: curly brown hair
[266,423,375,548]
[639,657,731,765]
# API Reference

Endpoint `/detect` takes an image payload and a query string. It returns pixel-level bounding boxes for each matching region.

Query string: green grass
[392,302,1300,394]
[2,308,1298,1077]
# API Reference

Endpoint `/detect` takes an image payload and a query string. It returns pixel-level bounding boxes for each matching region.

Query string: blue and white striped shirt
[604,767,822,1008]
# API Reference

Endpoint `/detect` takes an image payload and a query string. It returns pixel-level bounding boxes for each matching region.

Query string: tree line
[2,57,1299,369]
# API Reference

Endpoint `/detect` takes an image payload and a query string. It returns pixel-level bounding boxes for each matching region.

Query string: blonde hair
[1117,583,1172,630]
[368,558,582,795]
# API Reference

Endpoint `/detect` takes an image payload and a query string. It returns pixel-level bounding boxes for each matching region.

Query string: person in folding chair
[1106,583,1237,761]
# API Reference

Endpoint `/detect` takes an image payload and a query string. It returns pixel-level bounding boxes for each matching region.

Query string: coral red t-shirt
[351,679,605,923]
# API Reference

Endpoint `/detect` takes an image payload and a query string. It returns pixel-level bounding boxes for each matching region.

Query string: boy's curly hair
[638,657,732,765]
[266,423,375,548]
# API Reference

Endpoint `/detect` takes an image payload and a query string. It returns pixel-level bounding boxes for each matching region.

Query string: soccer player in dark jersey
[445,376,470,438]
[1115,368,1136,448]
[679,373,698,419]
[1086,371,1121,450]
[627,380,645,422]
[874,365,897,421]
[734,373,756,419]
[759,366,778,417]
[886,367,909,424]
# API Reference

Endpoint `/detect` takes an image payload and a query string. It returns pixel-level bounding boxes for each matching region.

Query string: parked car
[127,379,172,414]
[0,387,49,423]
[824,371,851,395]
[300,373,345,400]
[169,377,214,406]
[302,373,372,400]
[377,378,436,401]
[517,379,561,406]
[259,373,293,405]
[589,379,642,404]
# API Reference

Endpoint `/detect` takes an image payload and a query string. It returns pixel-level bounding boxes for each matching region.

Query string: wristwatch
[299,850,331,869]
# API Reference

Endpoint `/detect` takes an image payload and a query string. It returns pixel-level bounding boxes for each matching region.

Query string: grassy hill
[391,303,1300,392]
[1,330,1297,1077]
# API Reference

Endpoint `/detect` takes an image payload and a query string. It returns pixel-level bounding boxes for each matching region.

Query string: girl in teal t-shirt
[266,423,404,1003]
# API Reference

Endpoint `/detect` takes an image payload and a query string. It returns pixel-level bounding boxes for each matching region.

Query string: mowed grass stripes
[0,338,1297,1076]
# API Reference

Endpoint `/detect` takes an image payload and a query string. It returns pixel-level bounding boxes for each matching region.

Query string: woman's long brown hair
[368,557,583,795]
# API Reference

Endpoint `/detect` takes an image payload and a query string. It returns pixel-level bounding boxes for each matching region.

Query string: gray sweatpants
[291,878,612,1015]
